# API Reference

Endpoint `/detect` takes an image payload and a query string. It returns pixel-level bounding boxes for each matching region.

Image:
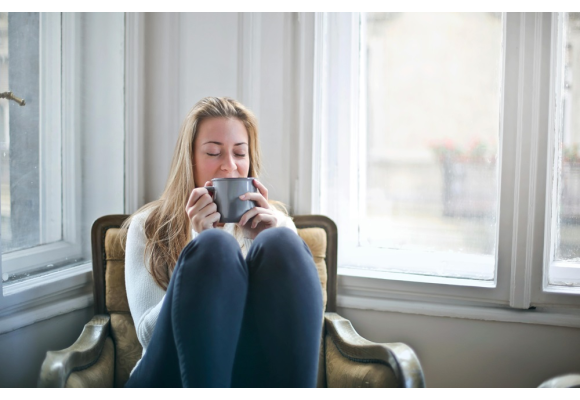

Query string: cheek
[195,156,219,176]
[238,159,250,175]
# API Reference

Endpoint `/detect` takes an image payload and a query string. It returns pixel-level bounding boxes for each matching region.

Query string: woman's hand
[238,179,277,240]
[186,181,221,233]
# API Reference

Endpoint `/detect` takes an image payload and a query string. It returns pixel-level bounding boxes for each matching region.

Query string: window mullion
[503,12,551,309]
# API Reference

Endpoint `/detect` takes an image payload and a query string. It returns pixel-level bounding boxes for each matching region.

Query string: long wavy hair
[121,97,262,290]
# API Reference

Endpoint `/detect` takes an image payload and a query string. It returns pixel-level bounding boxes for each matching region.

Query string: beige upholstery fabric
[105,228,130,313]
[325,335,398,388]
[297,228,328,311]
[106,260,130,313]
[110,313,142,387]
[65,337,115,388]
[105,227,126,260]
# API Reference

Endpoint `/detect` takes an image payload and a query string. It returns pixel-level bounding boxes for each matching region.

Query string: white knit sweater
[125,208,297,373]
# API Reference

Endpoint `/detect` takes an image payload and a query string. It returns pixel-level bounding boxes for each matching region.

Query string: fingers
[252,179,268,200]
[186,192,214,219]
[186,186,220,233]
[239,191,269,208]
[248,213,277,229]
[239,207,275,227]
[186,186,212,209]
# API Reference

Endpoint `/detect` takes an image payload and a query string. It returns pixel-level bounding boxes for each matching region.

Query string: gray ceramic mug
[206,177,258,223]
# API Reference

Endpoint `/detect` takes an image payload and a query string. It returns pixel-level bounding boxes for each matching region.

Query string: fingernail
[239,195,246,200]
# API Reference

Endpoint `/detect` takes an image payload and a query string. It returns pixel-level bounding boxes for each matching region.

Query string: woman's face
[193,117,250,187]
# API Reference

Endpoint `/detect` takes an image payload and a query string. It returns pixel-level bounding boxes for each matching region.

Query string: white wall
[142,12,293,208]
[339,307,580,387]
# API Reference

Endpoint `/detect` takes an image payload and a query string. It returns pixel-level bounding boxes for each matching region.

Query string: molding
[0,263,92,334]
[2,241,83,276]
[39,13,62,244]
[509,13,529,309]
[311,12,325,215]
[0,292,92,335]
[125,12,145,214]
[509,13,549,309]
[237,12,262,118]
[543,13,562,293]
[338,293,580,329]
[61,13,82,251]
[292,12,315,215]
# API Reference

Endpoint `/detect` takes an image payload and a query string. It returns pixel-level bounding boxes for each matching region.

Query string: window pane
[1,12,42,253]
[552,12,580,285]
[362,13,502,279]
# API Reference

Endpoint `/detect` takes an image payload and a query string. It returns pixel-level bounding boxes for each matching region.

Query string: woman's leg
[125,229,248,388]
[231,227,323,388]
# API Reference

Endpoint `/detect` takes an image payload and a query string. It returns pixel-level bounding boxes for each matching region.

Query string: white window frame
[1,13,82,279]
[0,12,128,334]
[311,12,580,326]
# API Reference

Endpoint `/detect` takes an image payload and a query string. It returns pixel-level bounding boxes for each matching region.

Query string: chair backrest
[91,214,338,314]
[90,213,338,386]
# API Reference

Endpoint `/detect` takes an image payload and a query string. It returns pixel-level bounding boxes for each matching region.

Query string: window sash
[1,13,82,279]
[314,12,580,309]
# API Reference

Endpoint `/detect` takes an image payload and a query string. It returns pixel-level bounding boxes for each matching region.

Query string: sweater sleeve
[275,208,298,234]
[125,210,166,351]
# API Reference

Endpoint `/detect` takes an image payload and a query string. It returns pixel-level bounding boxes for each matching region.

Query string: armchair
[38,214,425,388]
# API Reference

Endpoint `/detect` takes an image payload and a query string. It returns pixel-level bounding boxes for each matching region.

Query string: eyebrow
[202,141,248,146]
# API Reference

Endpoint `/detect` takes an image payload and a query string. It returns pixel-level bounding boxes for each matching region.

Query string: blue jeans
[125,227,323,388]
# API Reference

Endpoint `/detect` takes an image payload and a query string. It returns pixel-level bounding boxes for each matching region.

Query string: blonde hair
[121,97,262,290]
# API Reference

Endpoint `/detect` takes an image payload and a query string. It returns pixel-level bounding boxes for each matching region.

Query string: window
[314,12,580,310]
[0,12,125,333]
[0,12,74,281]
[548,12,580,287]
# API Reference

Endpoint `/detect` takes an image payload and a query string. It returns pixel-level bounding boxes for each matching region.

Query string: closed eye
[235,153,246,157]
[207,153,219,157]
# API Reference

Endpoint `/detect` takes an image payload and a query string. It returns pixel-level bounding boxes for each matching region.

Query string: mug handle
[205,186,216,199]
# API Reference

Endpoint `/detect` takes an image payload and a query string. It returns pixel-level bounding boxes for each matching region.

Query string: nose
[220,153,238,175]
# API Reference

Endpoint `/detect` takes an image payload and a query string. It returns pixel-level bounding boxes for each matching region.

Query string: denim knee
[181,229,238,255]
[248,228,313,269]
[175,229,243,275]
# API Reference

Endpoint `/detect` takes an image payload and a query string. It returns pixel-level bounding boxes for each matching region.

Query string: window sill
[0,262,93,334]
[338,268,580,329]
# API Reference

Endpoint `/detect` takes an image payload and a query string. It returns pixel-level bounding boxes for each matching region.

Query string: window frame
[0,12,128,334]
[1,13,82,279]
[312,12,580,318]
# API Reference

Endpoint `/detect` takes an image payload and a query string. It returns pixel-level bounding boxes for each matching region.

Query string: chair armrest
[539,373,580,388]
[38,314,111,388]
[324,312,425,388]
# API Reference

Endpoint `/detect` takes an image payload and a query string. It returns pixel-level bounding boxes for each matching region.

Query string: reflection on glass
[362,13,502,278]
[556,13,580,263]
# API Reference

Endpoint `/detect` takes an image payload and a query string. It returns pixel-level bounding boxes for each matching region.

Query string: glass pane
[553,13,580,283]
[0,13,9,250]
[1,12,42,253]
[362,13,503,279]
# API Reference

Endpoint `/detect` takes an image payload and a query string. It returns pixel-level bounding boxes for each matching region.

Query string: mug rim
[211,177,255,182]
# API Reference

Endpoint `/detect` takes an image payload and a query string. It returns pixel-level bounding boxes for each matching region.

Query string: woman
[122,97,323,388]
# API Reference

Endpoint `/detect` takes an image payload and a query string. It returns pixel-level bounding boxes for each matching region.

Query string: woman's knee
[176,229,242,275]
[249,228,313,268]
[182,229,238,256]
